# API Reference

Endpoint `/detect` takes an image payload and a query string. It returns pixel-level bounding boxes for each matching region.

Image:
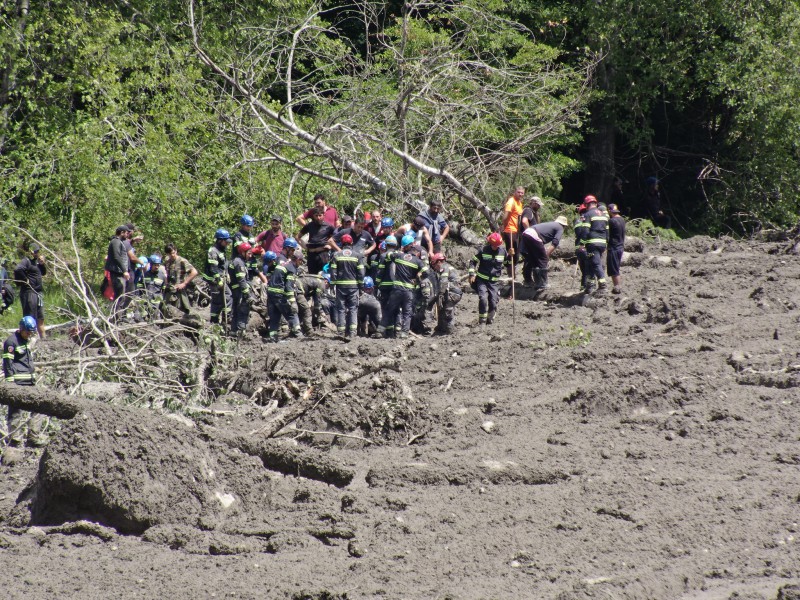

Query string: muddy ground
[1,236,799,600]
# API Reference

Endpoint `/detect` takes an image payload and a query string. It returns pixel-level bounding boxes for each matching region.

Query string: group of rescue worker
[96,190,625,342]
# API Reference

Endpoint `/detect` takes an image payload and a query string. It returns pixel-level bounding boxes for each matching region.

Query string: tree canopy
[1,0,798,266]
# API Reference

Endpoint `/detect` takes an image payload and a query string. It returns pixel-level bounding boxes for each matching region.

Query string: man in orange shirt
[502,185,525,278]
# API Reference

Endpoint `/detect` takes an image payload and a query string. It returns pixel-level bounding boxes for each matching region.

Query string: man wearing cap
[607,203,626,294]
[105,225,131,316]
[255,216,287,255]
[416,199,450,253]
[13,243,47,339]
[520,196,544,230]
[296,193,339,227]
[520,216,570,292]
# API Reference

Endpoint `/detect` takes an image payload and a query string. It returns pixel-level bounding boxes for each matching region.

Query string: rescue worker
[607,203,626,294]
[468,232,507,326]
[14,243,47,339]
[583,195,609,293]
[267,250,303,342]
[297,269,328,331]
[299,207,339,275]
[263,250,279,276]
[229,241,254,336]
[428,252,462,335]
[379,235,428,339]
[144,253,167,318]
[233,215,263,281]
[357,276,381,337]
[410,244,434,334]
[163,243,198,314]
[375,235,400,335]
[3,316,47,448]
[520,216,569,292]
[330,234,365,338]
[290,252,315,336]
[204,228,233,327]
[416,199,450,253]
[574,204,592,293]
[501,186,525,279]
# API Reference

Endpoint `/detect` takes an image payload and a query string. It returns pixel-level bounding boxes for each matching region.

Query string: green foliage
[559,324,591,348]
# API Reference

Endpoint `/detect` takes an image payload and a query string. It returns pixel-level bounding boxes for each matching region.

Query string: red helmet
[341,234,353,245]
[578,203,588,213]
[487,232,503,249]
[237,242,252,256]
[584,195,598,205]
[430,252,446,263]
[251,246,264,255]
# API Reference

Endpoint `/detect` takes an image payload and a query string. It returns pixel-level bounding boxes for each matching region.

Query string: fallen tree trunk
[0,383,83,419]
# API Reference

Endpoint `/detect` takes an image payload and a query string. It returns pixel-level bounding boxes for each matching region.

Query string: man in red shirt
[256,216,287,254]
[296,193,339,227]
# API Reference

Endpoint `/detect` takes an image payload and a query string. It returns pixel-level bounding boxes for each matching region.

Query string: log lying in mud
[366,460,569,487]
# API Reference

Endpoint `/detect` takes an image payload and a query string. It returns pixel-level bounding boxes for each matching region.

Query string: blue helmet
[363,276,374,289]
[384,235,398,247]
[405,229,417,239]
[20,316,37,332]
[322,272,331,283]
[283,237,298,249]
[381,217,394,228]
[264,250,278,262]
[240,214,255,226]
[149,254,162,265]
[215,228,231,240]
[138,256,149,267]
[401,234,415,247]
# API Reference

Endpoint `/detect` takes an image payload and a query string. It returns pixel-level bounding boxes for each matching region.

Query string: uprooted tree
[188,0,598,231]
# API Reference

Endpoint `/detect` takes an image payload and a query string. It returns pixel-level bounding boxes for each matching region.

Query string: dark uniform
[297,273,327,331]
[233,229,260,276]
[379,250,427,338]
[584,206,609,291]
[229,255,251,334]
[574,215,591,292]
[330,248,365,337]
[357,291,381,336]
[521,221,566,291]
[429,263,462,334]
[3,330,45,446]
[204,242,232,325]
[267,261,301,341]
[144,265,167,318]
[299,221,335,274]
[469,244,507,324]
[14,256,45,322]
[607,212,626,293]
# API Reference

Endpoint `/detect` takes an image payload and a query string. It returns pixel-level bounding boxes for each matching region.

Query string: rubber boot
[486,310,496,325]
[533,268,547,292]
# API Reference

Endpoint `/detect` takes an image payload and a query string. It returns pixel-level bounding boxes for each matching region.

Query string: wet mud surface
[1,236,799,599]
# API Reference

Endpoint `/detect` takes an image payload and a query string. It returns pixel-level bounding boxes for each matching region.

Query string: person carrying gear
[204,228,233,327]
[163,243,198,314]
[267,250,303,342]
[469,232,506,326]
[428,253,462,335]
[375,235,400,336]
[607,203,626,294]
[380,235,428,339]
[520,216,569,292]
[330,234,365,338]
[357,276,381,337]
[229,241,254,336]
[574,204,592,293]
[299,206,339,274]
[14,243,47,339]
[3,316,47,448]
[582,195,609,293]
